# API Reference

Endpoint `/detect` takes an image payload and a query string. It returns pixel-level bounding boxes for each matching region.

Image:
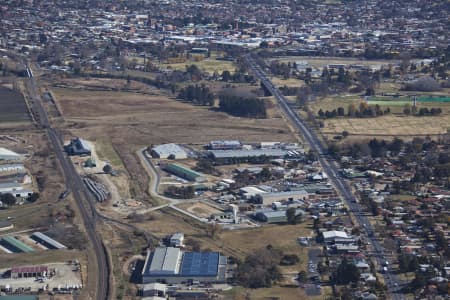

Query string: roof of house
[11,265,48,274]
[148,247,182,275]
[322,230,348,239]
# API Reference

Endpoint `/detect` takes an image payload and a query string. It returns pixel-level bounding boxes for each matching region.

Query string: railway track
[25,66,110,300]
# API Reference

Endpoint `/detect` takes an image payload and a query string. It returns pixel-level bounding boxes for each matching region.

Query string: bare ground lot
[176,202,222,219]
[0,86,30,123]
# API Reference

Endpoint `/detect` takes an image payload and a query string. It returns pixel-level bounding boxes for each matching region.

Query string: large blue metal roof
[179,252,219,277]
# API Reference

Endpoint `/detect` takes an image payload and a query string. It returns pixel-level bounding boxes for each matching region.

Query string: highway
[25,66,110,300]
[245,55,404,300]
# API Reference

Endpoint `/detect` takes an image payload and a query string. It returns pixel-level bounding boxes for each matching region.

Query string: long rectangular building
[0,236,34,253]
[209,149,288,164]
[163,163,206,183]
[30,232,67,250]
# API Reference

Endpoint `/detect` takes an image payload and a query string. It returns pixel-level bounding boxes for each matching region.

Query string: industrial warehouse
[141,247,227,284]
[162,163,207,183]
[150,143,188,159]
[0,236,34,253]
[30,232,67,250]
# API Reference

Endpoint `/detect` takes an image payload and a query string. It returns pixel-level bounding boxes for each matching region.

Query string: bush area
[218,88,267,118]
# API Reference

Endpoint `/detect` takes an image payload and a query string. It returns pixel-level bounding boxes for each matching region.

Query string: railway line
[25,66,110,300]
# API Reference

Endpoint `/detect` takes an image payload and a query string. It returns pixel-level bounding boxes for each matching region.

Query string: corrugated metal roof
[11,265,48,274]
[1,236,34,253]
[31,232,67,249]
[210,149,287,159]
[148,247,181,275]
[164,164,203,179]
[152,144,187,157]
[162,247,181,273]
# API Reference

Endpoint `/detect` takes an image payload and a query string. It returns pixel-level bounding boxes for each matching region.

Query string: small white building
[322,230,348,242]
[150,144,187,159]
[170,233,184,247]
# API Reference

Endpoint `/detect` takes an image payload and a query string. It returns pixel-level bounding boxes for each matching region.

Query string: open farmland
[321,113,450,139]
[50,79,295,200]
[0,86,30,123]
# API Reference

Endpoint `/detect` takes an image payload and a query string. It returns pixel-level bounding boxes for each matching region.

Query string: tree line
[177,84,214,106]
[218,89,267,118]
[318,102,390,119]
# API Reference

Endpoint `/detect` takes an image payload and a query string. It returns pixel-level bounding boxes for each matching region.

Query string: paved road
[136,148,209,222]
[305,249,322,296]
[245,55,404,300]
[26,66,109,300]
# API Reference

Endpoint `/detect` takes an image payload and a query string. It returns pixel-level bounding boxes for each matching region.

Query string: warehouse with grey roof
[142,247,227,284]
[150,143,188,159]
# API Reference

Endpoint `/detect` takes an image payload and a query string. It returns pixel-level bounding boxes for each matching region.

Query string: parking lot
[0,262,82,293]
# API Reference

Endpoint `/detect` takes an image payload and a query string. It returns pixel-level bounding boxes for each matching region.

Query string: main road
[25,66,110,300]
[245,55,404,299]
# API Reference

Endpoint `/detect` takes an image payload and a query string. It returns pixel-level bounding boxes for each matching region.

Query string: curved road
[245,55,404,299]
[26,67,110,300]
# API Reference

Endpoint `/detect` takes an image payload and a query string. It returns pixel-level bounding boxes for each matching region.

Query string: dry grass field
[50,79,295,200]
[307,94,450,140]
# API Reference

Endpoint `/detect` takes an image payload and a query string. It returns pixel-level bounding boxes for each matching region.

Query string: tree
[280,254,299,266]
[333,258,360,284]
[207,222,222,239]
[403,76,441,92]
[286,207,297,225]
[297,270,307,283]
[103,164,112,174]
[347,103,357,117]
[236,246,283,288]
[259,41,269,48]
[0,193,16,206]
[27,192,40,203]
[403,103,411,115]
[221,70,231,82]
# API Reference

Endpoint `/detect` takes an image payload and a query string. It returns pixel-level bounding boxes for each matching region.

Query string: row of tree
[218,89,267,118]
[318,103,390,119]
[164,186,195,199]
[177,84,214,106]
[403,104,442,116]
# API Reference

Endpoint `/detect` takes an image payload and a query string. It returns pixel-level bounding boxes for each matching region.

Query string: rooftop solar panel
[180,252,219,277]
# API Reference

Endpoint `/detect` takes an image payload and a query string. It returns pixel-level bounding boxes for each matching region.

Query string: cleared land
[50,79,295,201]
[0,86,30,122]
